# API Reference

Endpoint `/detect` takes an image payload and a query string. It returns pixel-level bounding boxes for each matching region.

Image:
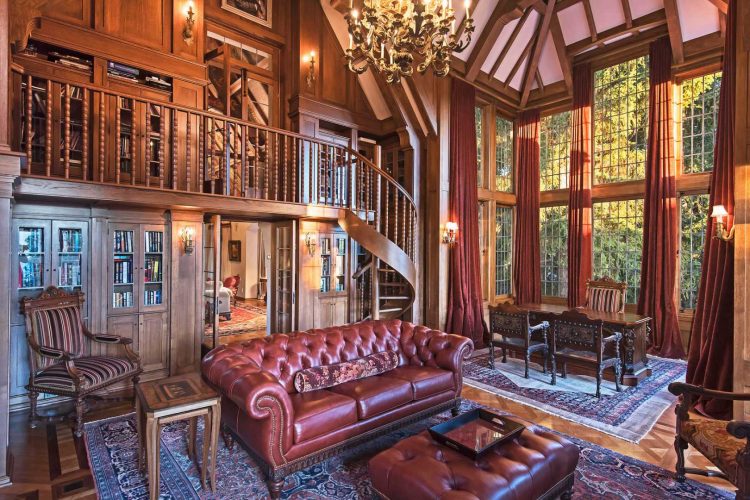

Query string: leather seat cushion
[291,390,358,443]
[369,424,580,500]
[330,375,413,419]
[382,366,455,400]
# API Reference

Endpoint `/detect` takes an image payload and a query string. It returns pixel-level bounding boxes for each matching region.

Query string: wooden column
[169,211,203,375]
[422,77,452,330]
[734,0,750,419]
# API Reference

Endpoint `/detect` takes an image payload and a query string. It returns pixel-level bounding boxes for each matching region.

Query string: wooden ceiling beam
[504,35,535,89]
[621,0,632,28]
[549,13,572,96]
[488,7,534,79]
[566,9,667,56]
[554,0,582,11]
[582,0,598,42]
[663,0,684,63]
[464,0,537,81]
[520,0,556,107]
[535,70,545,94]
[705,0,728,14]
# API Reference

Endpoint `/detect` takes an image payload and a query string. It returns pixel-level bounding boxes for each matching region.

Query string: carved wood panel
[98,0,170,52]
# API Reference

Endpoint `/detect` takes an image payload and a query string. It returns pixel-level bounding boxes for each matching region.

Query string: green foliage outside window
[495,206,512,296]
[682,72,722,174]
[680,194,710,310]
[495,116,513,192]
[540,206,568,297]
[594,56,649,184]
[475,106,483,187]
[540,111,571,191]
[593,199,644,304]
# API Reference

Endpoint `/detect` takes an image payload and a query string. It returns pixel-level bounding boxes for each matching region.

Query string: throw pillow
[294,350,400,393]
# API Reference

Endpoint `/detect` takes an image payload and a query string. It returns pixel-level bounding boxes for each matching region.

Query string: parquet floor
[0,384,734,499]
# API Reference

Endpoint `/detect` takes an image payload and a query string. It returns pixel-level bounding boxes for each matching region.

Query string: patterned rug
[84,399,730,499]
[215,302,267,337]
[463,350,686,443]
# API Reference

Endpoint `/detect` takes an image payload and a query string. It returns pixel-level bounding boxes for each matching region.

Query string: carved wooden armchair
[585,276,627,313]
[668,382,750,496]
[551,310,622,398]
[21,286,142,436]
[488,303,550,378]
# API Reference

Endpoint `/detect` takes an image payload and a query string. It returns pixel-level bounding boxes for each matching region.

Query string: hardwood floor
[0,383,734,499]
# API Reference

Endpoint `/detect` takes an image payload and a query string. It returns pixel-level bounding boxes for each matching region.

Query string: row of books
[145,231,163,253]
[144,257,162,282]
[59,229,82,253]
[120,136,132,158]
[18,261,43,288]
[58,257,82,288]
[49,51,92,72]
[114,230,134,252]
[113,256,133,284]
[21,228,44,253]
[113,291,134,308]
[144,289,162,306]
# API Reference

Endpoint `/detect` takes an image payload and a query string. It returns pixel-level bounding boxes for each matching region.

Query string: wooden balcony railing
[14,71,417,263]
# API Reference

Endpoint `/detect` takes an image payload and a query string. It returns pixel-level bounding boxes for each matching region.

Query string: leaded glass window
[540,111,571,191]
[495,115,513,192]
[475,106,484,187]
[681,72,722,174]
[594,56,649,184]
[540,206,568,298]
[495,206,512,296]
[593,199,644,304]
[680,194,709,310]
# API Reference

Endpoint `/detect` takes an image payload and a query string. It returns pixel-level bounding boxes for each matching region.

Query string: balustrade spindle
[45,80,52,176]
[253,127,260,198]
[208,117,216,194]
[131,100,136,186]
[281,134,288,201]
[172,110,178,190]
[186,113,192,192]
[273,132,280,200]
[375,174,381,231]
[264,130,270,199]
[115,97,121,184]
[159,105,166,189]
[233,122,240,196]
[401,195,407,251]
[24,75,32,173]
[98,94,105,182]
[242,125,249,197]
[63,84,71,178]
[82,89,89,180]
[198,117,204,192]
[291,136,297,203]
[145,104,151,187]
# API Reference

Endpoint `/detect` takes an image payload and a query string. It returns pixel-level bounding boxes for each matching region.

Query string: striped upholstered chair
[584,277,627,314]
[21,286,142,436]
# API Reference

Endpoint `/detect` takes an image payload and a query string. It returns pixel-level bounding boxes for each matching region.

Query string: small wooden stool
[135,373,221,500]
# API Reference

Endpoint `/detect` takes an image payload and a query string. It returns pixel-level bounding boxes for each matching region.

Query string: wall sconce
[442,221,458,245]
[180,226,195,254]
[304,232,317,256]
[182,1,196,45]
[302,51,317,90]
[711,204,735,241]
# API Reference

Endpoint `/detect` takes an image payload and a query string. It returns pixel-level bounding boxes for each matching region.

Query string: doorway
[202,215,297,351]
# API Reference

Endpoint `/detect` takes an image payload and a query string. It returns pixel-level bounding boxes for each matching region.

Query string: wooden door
[12,220,52,327]
[108,223,140,315]
[139,312,169,375]
[332,297,348,326]
[317,298,332,329]
[270,220,297,333]
[51,220,88,308]
[140,224,169,313]
[105,314,139,358]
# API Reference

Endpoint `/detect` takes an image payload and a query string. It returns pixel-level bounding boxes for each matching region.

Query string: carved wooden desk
[135,372,221,500]
[517,303,652,386]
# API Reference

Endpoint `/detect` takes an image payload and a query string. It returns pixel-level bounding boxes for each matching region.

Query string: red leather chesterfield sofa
[201,319,473,498]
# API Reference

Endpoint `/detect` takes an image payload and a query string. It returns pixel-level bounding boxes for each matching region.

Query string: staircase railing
[14,70,418,321]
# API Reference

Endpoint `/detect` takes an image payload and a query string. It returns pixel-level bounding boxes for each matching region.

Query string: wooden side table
[135,372,221,500]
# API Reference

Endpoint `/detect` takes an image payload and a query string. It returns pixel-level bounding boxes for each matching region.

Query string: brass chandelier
[345,0,474,84]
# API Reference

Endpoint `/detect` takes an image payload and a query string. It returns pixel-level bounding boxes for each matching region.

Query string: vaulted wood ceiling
[451,0,726,109]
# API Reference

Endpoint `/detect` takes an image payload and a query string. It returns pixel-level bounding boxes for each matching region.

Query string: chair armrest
[529,321,549,332]
[603,331,622,344]
[91,333,132,345]
[30,343,74,362]
[668,382,750,401]
[728,420,750,440]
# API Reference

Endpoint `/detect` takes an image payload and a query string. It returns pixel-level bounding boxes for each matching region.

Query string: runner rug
[463,349,686,443]
[84,399,727,499]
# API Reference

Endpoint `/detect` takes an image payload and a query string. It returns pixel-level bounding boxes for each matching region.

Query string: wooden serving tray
[428,409,526,460]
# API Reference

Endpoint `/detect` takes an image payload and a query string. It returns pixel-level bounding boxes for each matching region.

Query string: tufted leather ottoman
[369,419,579,500]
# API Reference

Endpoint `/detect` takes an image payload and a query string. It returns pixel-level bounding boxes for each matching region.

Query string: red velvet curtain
[513,109,541,304]
[686,0,735,419]
[446,78,488,347]
[637,37,685,359]
[567,63,593,308]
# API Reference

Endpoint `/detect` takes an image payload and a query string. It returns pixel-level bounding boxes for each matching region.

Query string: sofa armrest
[429,333,474,374]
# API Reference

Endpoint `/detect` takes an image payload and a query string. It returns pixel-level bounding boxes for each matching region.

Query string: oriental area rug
[84,400,728,500]
[215,302,267,337]
[463,349,686,443]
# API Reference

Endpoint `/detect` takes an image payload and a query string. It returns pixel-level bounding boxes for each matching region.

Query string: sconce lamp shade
[445,221,458,232]
[711,204,728,219]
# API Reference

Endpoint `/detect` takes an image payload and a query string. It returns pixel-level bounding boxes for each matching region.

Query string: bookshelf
[112,228,135,309]
[20,77,48,167]
[320,236,331,293]
[118,97,134,176]
[55,223,85,291]
[143,229,164,306]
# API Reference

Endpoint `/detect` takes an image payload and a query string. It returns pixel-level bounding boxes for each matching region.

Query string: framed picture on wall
[228,240,242,262]
[221,0,272,28]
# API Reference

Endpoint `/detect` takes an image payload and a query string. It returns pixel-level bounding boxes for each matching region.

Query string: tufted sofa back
[204,319,461,393]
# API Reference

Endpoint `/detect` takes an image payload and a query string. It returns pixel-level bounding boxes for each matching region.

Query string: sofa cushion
[291,390,358,443]
[294,350,400,393]
[329,375,413,419]
[382,366,455,400]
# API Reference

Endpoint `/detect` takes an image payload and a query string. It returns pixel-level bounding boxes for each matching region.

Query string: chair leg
[596,367,602,399]
[614,363,622,392]
[550,355,557,386]
[28,390,39,428]
[674,435,688,482]
[488,343,495,369]
[501,348,507,363]
[562,362,567,379]
[74,397,85,437]
[524,351,530,378]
